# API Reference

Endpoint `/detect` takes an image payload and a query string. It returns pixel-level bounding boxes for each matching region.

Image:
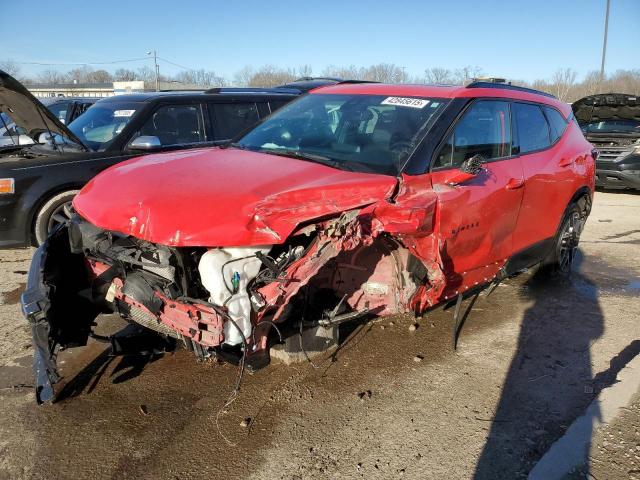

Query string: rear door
[208,102,260,142]
[510,102,573,253]
[429,99,525,285]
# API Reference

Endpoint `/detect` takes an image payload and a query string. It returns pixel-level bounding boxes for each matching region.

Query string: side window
[268,100,290,113]
[434,100,511,169]
[543,106,568,143]
[209,103,259,141]
[48,102,69,124]
[513,103,551,154]
[135,104,205,146]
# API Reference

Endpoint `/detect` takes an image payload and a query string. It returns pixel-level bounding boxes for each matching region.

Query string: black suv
[573,93,640,190]
[0,71,337,247]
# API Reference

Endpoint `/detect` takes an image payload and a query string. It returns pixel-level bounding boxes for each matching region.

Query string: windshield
[67,102,140,151]
[235,94,448,175]
[581,119,640,135]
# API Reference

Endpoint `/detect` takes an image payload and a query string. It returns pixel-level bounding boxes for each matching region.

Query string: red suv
[22,81,595,402]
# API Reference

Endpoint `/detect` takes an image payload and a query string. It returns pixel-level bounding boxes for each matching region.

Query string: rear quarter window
[513,103,551,154]
[543,106,568,143]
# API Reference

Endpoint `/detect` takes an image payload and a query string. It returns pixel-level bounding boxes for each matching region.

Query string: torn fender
[21,226,99,403]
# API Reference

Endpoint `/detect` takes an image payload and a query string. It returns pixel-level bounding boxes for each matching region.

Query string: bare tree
[363,63,408,83]
[608,69,640,96]
[66,66,93,83]
[175,69,226,87]
[137,65,156,82]
[243,65,297,87]
[452,66,483,85]
[423,67,454,84]
[0,59,20,77]
[233,66,254,86]
[114,68,137,81]
[296,64,313,79]
[322,64,365,80]
[550,68,578,101]
[37,69,66,85]
[85,69,113,83]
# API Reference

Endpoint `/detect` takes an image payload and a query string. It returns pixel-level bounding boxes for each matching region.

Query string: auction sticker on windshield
[113,110,135,117]
[381,97,430,108]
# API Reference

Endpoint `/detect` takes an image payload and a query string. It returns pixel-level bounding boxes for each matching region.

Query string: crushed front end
[22,209,441,403]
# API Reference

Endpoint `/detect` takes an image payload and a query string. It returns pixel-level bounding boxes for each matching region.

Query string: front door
[429,99,524,294]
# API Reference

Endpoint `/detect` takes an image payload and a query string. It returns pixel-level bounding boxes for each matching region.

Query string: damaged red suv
[22,81,595,402]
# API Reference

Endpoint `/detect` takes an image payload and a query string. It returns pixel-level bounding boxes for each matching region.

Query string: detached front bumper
[21,242,58,403]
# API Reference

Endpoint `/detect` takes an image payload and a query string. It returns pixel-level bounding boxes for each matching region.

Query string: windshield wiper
[258,148,350,170]
[221,141,255,151]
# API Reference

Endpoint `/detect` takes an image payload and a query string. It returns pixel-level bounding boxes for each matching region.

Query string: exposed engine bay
[22,210,441,403]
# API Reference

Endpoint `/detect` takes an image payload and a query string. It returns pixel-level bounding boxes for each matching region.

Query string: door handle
[505,178,525,190]
[558,157,575,167]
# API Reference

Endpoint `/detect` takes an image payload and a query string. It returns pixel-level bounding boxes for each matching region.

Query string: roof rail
[203,86,301,95]
[335,80,380,85]
[466,81,557,99]
[292,76,342,82]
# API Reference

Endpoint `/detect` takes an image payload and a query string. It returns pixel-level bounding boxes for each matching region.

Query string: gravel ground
[589,393,640,479]
[0,191,638,480]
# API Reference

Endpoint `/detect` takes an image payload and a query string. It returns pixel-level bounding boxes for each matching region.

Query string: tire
[539,202,587,276]
[33,190,79,246]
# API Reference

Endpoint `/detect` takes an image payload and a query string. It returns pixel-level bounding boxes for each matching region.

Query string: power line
[157,57,194,71]
[12,57,150,66]
[12,56,197,72]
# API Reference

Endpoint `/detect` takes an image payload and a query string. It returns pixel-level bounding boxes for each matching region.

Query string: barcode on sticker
[113,110,135,117]
[381,97,429,108]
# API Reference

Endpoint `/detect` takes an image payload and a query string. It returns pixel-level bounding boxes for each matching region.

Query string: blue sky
[2,0,638,82]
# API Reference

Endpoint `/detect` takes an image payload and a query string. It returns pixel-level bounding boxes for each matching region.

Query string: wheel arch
[27,183,85,246]
[551,185,592,247]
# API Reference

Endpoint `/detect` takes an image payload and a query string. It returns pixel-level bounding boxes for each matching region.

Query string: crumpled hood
[572,93,640,126]
[73,147,398,247]
[0,69,86,148]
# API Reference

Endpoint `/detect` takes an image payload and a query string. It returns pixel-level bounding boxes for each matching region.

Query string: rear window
[513,103,551,154]
[543,106,568,143]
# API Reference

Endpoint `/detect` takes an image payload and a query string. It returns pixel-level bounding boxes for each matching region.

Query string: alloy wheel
[557,210,584,273]
[47,201,74,234]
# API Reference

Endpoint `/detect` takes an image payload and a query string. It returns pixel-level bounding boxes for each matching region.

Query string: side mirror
[446,154,486,186]
[128,135,161,151]
[461,154,485,175]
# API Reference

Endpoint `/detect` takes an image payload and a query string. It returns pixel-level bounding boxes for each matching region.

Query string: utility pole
[147,50,160,92]
[600,0,611,83]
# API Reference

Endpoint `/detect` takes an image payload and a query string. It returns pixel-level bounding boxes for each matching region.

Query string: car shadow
[53,326,174,403]
[473,251,638,478]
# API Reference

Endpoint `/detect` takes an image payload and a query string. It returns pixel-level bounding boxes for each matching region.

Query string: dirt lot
[0,191,638,480]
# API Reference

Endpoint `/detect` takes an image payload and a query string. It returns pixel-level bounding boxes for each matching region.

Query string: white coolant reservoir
[198,246,271,346]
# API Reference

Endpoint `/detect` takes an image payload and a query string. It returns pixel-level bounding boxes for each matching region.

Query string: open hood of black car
[0,69,87,149]
[572,93,640,125]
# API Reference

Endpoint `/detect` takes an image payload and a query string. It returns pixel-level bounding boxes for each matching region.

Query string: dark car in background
[41,96,97,125]
[0,70,340,247]
[573,93,640,190]
[1,97,96,147]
